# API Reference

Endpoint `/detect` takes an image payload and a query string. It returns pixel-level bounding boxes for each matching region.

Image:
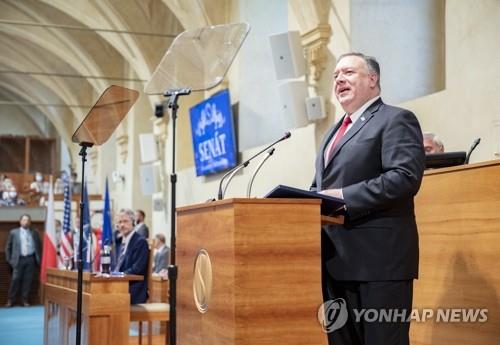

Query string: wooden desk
[411,160,500,344]
[150,275,169,302]
[44,268,143,345]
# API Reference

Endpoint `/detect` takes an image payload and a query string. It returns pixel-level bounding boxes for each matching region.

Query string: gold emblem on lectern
[193,249,213,313]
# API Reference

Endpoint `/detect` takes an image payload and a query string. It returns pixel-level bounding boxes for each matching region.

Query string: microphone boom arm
[246,148,275,198]
[221,161,249,200]
[216,131,291,200]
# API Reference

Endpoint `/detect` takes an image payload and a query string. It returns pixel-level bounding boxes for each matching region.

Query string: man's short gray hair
[155,233,166,244]
[119,208,136,225]
[423,132,444,151]
[338,52,381,89]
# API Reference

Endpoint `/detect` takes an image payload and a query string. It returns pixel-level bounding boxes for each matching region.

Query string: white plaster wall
[112,93,153,223]
[401,0,500,163]
[351,0,444,103]
[236,0,289,151]
[350,0,445,105]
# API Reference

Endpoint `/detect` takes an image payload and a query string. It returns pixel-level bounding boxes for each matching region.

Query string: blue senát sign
[189,89,237,176]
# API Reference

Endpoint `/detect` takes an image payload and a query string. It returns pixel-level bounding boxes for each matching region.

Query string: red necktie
[325,115,352,163]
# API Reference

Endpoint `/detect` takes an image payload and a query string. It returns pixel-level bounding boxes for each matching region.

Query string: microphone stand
[162,87,191,345]
[76,142,93,345]
[465,138,481,164]
[221,162,249,199]
[217,131,291,200]
[246,148,275,197]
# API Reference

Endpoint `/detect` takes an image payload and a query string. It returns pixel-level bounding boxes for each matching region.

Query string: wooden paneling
[411,160,500,345]
[149,276,169,334]
[150,276,168,303]
[43,268,143,345]
[177,198,327,345]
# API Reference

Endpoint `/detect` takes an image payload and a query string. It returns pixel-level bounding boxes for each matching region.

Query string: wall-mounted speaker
[139,162,161,196]
[269,31,306,80]
[306,96,326,121]
[278,80,309,129]
[139,133,157,163]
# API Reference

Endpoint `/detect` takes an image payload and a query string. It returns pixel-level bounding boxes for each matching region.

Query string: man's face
[20,215,31,228]
[135,211,143,223]
[424,138,443,154]
[333,55,378,114]
[117,213,134,237]
[154,238,162,249]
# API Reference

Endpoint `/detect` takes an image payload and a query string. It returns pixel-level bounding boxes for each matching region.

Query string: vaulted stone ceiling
[0,0,184,147]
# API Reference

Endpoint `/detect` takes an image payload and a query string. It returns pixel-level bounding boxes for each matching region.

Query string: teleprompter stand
[71,85,139,345]
[144,23,250,345]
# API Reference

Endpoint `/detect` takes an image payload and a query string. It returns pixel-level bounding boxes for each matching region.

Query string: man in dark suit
[311,53,425,345]
[134,209,149,239]
[152,233,169,274]
[115,209,149,304]
[5,214,41,307]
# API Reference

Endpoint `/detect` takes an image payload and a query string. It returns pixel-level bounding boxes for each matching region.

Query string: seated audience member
[114,208,149,304]
[152,234,170,274]
[29,172,46,205]
[29,172,43,193]
[423,132,445,154]
[1,185,25,207]
[0,174,7,194]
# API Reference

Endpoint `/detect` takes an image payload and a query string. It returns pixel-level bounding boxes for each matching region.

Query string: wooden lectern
[176,198,331,345]
[44,268,143,345]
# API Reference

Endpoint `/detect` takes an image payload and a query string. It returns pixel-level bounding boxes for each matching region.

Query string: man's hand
[319,188,344,199]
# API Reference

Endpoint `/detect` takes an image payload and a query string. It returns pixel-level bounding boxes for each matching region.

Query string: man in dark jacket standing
[312,53,425,345]
[5,214,41,307]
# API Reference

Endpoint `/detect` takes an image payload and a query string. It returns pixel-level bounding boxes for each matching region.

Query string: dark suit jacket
[135,223,149,239]
[312,98,425,281]
[119,231,149,304]
[153,246,169,273]
[5,227,41,268]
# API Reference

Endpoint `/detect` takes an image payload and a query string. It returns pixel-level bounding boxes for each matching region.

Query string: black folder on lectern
[265,185,345,216]
[425,151,466,169]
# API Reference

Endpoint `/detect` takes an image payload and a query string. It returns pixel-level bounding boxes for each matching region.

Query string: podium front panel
[177,198,327,345]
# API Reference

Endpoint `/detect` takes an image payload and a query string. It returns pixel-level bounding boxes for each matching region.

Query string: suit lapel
[324,99,383,169]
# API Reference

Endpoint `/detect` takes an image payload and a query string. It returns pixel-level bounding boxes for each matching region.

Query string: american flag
[59,173,73,264]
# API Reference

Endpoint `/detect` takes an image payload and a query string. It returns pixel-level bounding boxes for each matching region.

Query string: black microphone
[217,131,291,200]
[465,138,481,164]
[246,148,275,197]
